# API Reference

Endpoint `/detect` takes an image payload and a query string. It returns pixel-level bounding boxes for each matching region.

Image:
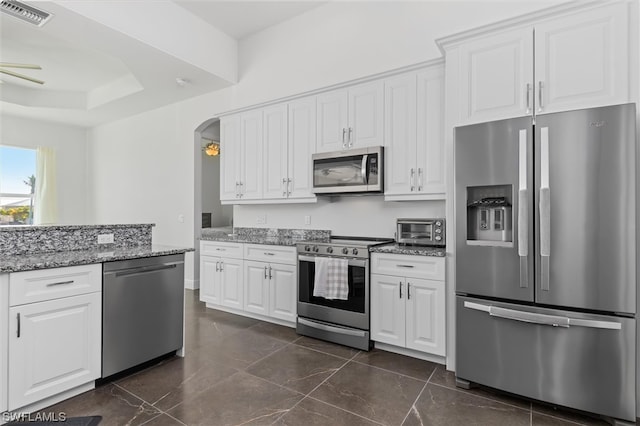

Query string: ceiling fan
[0,62,44,85]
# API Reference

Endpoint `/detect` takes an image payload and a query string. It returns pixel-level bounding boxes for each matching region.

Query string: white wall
[86,0,568,293]
[1,115,88,224]
[234,198,444,238]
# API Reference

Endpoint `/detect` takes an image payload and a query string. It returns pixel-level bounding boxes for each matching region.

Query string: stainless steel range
[296,236,393,350]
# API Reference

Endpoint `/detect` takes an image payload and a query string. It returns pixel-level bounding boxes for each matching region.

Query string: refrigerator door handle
[539,126,551,291]
[518,129,528,288]
[463,301,622,330]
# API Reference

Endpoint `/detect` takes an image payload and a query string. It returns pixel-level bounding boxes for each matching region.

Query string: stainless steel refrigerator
[454,103,637,422]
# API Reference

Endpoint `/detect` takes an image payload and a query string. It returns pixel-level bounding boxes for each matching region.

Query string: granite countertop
[370,243,446,257]
[0,244,194,273]
[200,233,330,246]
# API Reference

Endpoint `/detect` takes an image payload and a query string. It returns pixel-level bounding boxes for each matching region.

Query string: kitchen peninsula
[0,224,193,419]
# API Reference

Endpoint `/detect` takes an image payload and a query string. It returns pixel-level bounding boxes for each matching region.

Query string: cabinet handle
[407,283,411,300]
[17,313,20,338]
[46,280,74,287]
[417,168,423,192]
[219,262,224,272]
[538,81,544,112]
[282,178,287,197]
[287,178,292,196]
[397,264,415,268]
[342,128,347,148]
[269,266,273,280]
[264,252,275,256]
[264,266,268,279]
[348,127,353,148]
[239,182,244,198]
[399,282,403,299]
[215,248,227,251]
[525,83,532,114]
[215,261,220,272]
[410,168,415,191]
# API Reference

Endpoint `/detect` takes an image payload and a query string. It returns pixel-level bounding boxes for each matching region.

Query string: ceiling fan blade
[0,62,42,70]
[0,68,44,84]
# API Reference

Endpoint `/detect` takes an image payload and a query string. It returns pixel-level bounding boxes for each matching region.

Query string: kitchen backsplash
[233,227,331,241]
[0,224,154,255]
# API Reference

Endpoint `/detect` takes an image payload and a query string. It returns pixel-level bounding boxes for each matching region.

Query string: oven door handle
[298,318,368,337]
[298,254,367,268]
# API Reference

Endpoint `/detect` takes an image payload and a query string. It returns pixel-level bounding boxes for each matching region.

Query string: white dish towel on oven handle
[313,257,349,300]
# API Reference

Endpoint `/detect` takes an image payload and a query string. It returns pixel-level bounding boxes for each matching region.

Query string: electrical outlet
[256,214,266,225]
[97,233,114,244]
[304,215,311,225]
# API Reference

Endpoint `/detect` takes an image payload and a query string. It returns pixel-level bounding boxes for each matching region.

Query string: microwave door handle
[361,154,368,184]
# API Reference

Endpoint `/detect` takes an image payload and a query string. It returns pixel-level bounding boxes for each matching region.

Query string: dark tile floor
[41,290,622,426]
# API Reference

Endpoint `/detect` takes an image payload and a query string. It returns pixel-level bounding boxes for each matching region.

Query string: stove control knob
[435,229,442,234]
[327,247,333,253]
[304,245,311,251]
[313,246,319,252]
[435,221,442,226]
[435,236,442,242]
[352,248,359,255]
[342,247,349,254]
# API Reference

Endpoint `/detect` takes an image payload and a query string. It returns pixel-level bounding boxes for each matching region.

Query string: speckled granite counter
[370,243,446,257]
[0,244,194,273]
[200,227,331,246]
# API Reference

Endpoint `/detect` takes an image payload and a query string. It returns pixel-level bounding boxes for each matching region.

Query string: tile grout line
[304,395,388,426]
[399,366,436,426]
[427,380,533,412]
[350,356,436,383]
[110,382,185,426]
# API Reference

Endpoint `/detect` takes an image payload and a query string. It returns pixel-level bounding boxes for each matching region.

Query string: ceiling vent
[1,0,52,27]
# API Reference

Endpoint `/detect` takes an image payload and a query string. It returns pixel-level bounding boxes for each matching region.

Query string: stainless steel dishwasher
[102,253,184,378]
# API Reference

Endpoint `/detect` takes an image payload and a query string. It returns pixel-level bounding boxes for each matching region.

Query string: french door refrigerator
[454,103,637,422]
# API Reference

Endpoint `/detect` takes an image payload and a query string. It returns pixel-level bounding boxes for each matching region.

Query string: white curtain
[34,146,58,225]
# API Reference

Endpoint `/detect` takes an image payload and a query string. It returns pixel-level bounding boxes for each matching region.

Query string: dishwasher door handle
[105,262,182,278]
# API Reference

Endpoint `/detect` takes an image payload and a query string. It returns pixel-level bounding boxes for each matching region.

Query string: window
[0,146,37,226]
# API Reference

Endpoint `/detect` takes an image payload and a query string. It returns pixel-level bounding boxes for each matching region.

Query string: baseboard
[184,278,199,290]
[373,342,446,365]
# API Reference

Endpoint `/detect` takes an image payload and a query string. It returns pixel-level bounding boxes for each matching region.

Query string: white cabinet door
[240,110,263,200]
[370,274,405,346]
[384,72,417,196]
[220,115,241,201]
[262,104,289,200]
[316,90,348,153]
[244,261,269,316]
[405,278,446,356]
[288,96,317,199]
[269,263,296,323]
[348,80,384,149]
[458,27,534,124]
[220,258,244,310]
[416,66,446,196]
[8,292,101,411]
[200,256,221,305]
[534,2,629,115]
[0,275,8,414]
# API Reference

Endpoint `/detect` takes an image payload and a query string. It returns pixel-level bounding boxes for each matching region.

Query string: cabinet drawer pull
[269,266,273,280]
[264,252,275,256]
[215,248,226,251]
[46,280,74,287]
[264,266,268,279]
[399,282,403,299]
[17,313,21,338]
[397,264,415,268]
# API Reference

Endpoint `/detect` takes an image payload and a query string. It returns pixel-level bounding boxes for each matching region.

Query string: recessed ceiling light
[175,77,190,87]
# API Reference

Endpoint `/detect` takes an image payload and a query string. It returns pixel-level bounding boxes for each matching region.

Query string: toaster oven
[396,218,445,247]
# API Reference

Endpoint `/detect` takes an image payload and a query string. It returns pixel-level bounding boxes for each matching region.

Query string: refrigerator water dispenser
[466,186,513,245]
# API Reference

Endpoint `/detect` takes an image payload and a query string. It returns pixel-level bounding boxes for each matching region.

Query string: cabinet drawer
[200,241,243,258]
[9,264,102,307]
[371,253,445,281]
[244,244,296,265]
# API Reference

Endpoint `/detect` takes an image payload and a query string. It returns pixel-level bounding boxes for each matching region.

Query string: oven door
[297,254,369,330]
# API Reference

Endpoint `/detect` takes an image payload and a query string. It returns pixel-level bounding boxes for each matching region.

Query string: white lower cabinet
[244,261,296,323]
[371,253,446,357]
[6,264,102,411]
[200,241,297,325]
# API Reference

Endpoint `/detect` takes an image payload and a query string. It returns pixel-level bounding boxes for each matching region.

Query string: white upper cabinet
[220,114,241,202]
[533,3,629,115]
[240,110,263,200]
[384,64,445,200]
[449,1,632,125]
[262,104,289,200]
[317,80,384,152]
[458,27,534,123]
[287,96,317,200]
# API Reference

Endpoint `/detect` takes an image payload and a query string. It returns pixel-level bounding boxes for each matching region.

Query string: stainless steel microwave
[396,218,445,246]
[312,146,384,194]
